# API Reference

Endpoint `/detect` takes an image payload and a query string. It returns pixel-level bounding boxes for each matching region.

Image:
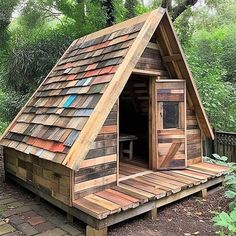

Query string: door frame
[149,78,187,171]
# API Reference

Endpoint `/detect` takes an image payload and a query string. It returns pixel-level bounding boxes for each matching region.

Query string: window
[163,102,179,129]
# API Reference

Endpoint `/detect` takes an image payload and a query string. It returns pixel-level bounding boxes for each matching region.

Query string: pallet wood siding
[4,147,71,205]
[135,42,169,77]
[74,103,118,199]
[187,102,202,165]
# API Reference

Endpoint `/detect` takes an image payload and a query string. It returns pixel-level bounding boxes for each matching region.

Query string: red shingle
[9,122,17,131]
[67,74,77,80]
[110,65,118,73]
[96,41,110,50]
[28,137,65,152]
[99,66,114,75]
[83,69,101,78]
[86,63,98,71]
[63,62,76,69]
[92,74,113,85]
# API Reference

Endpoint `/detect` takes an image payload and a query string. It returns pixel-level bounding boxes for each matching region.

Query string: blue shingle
[64,95,77,108]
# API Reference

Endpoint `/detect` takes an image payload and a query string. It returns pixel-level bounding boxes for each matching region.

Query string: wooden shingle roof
[0,8,213,170]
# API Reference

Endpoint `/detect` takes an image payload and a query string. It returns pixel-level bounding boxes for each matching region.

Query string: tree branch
[172,0,198,21]
[161,0,172,9]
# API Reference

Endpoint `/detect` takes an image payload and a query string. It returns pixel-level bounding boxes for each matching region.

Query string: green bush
[210,155,236,235]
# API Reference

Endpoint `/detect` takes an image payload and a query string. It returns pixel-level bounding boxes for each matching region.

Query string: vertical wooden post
[149,77,158,171]
[86,225,108,236]
[147,208,157,221]
[129,140,133,160]
[67,213,74,223]
[213,128,217,154]
[36,195,41,203]
[117,100,120,185]
[183,80,187,167]
[198,189,208,198]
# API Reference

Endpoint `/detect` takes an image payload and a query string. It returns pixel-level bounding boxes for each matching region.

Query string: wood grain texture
[71,162,228,220]
[156,80,186,169]
[156,13,213,139]
[63,8,166,170]
[4,147,71,206]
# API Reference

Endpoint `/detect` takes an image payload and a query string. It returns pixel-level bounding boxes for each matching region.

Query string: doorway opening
[119,74,151,179]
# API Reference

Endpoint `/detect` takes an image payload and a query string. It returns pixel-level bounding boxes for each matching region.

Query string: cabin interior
[119,74,150,174]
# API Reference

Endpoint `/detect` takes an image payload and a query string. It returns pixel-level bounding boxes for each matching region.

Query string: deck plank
[173,169,210,181]
[147,173,189,189]
[158,171,194,186]
[95,190,138,210]
[73,198,110,219]
[187,166,221,176]
[188,163,228,176]
[187,166,218,178]
[118,183,156,199]
[106,189,140,203]
[84,194,121,214]
[161,171,201,185]
[194,162,229,172]
[122,178,167,198]
[138,175,179,194]
[111,186,149,203]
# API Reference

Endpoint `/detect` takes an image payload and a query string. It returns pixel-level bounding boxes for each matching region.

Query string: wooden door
[156,80,186,169]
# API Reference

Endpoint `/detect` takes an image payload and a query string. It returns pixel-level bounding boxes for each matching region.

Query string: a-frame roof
[0,8,214,170]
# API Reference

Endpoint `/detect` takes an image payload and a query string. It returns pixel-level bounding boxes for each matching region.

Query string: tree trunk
[161,0,172,9]
[172,0,198,21]
[101,0,115,26]
[161,0,199,21]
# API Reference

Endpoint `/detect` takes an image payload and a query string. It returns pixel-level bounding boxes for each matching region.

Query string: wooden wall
[4,147,71,205]
[73,103,118,199]
[186,102,202,165]
[135,42,169,77]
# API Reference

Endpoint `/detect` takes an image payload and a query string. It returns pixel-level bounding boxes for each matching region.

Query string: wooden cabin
[0,8,228,236]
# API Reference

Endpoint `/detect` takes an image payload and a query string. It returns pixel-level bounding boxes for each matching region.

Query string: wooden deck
[73,162,228,221]
[119,161,151,179]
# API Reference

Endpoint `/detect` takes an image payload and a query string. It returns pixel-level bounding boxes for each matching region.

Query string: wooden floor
[73,162,228,220]
[119,161,151,179]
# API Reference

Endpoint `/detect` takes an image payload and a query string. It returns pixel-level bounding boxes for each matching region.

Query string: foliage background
[1,0,236,134]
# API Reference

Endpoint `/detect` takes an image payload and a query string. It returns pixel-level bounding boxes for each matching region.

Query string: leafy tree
[186,26,236,132]
[0,0,20,47]
[221,26,236,83]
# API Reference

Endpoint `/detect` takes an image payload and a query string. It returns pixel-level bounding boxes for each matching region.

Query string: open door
[155,80,187,169]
